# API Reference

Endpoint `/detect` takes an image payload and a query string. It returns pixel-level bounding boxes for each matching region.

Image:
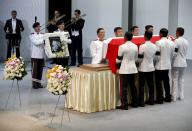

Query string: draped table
[66,67,120,113]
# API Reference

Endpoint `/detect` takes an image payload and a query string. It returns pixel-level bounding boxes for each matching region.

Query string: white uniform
[29,32,44,59]
[138,41,158,72]
[30,32,45,88]
[90,39,105,64]
[155,37,175,70]
[172,37,189,101]
[116,41,138,74]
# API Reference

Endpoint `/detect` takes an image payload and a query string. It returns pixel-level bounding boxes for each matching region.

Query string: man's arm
[72,19,85,30]
[4,20,9,32]
[30,34,44,46]
[19,20,24,31]
[90,41,97,58]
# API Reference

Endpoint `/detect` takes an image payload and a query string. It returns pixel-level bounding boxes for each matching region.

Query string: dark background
[48,0,72,22]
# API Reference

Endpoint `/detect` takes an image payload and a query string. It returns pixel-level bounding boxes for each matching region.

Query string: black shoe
[139,103,145,107]
[146,100,154,105]
[70,63,76,66]
[164,98,172,102]
[131,103,138,108]
[38,85,44,88]
[32,86,39,89]
[116,105,128,110]
[155,100,163,104]
[77,64,83,67]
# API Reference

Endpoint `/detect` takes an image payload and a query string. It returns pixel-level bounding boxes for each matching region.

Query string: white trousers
[171,67,185,101]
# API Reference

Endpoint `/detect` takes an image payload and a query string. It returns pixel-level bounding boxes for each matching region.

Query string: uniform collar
[97,38,105,42]
[161,37,167,40]
[34,32,40,34]
[145,40,151,43]
[58,29,64,32]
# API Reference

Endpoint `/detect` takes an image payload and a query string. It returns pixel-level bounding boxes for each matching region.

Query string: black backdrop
[48,0,72,22]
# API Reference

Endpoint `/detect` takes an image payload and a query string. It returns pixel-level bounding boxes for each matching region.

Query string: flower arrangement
[46,65,72,95]
[4,55,27,80]
[55,41,69,58]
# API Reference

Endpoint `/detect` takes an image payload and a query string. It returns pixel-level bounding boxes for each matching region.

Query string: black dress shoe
[70,63,76,66]
[131,103,138,108]
[77,64,83,67]
[164,98,172,102]
[32,86,39,89]
[146,100,154,105]
[116,105,128,110]
[139,103,145,107]
[38,85,44,88]
[155,100,163,104]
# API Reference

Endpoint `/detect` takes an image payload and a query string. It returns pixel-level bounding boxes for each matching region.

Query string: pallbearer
[138,31,158,106]
[172,27,189,101]
[155,28,175,103]
[30,22,44,89]
[145,25,154,32]
[114,27,124,37]
[131,26,140,36]
[90,28,106,64]
[116,32,138,110]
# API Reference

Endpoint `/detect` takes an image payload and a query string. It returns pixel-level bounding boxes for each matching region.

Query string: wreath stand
[5,79,22,110]
[50,94,71,128]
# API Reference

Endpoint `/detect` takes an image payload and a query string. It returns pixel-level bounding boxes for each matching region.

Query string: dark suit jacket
[4,18,24,39]
[69,18,85,42]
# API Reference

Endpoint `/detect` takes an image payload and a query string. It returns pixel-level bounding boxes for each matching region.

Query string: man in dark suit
[4,10,24,59]
[69,9,85,67]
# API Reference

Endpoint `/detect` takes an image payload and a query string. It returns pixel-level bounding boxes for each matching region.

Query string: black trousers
[139,71,154,105]
[7,39,21,59]
[71,37,83,65]
[120,74,138,106]
[54,57,69,67]
[31,58,44,88]
[155,70,171,102]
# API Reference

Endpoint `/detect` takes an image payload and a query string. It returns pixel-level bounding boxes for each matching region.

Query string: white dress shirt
[155,37,175,70]
[12,19,16,34]
[138,41,158,72]
[90,39,105,64]
[30,32,44,59]
[116,41,138,74]
[172,37,189,67]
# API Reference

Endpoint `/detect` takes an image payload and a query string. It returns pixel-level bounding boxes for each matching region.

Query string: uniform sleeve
[138,45,144,59]
[135,46,138,62]
[65,39,72,44]
[30,34,44,46]
[139,45,144,55]
[116,46,123,63]
[102,40,108,59]
[90,41,97,58]
[154,42,160,62]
